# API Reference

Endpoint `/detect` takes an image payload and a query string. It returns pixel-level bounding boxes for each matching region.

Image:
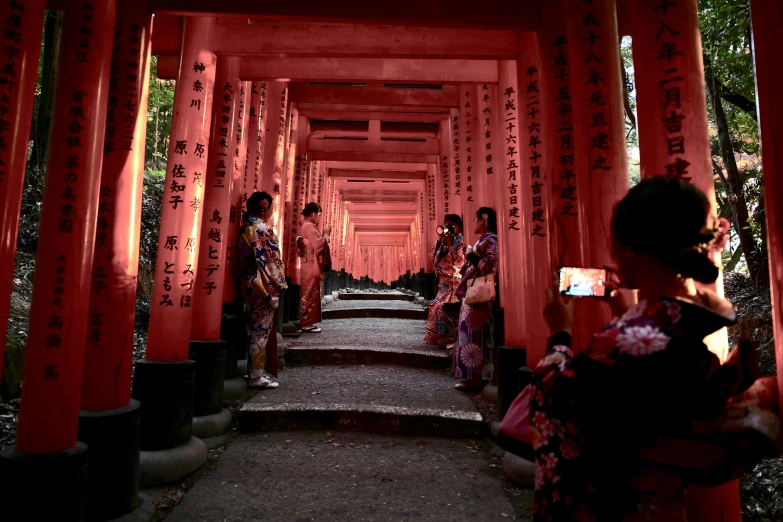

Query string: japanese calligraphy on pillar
[235,82,247,204]
[452,112,461,202]
[551,36,578,219]
[427,166,436,222]
[524,65,546,237]
[255,81,266,190]
[463,89,475,204]
[480,84,497,181]
[214,80,234,190]
[575,0,617,185]
[441,152,450,214]
[502,83,522,233]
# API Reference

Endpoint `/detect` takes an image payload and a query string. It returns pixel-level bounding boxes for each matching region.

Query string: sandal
[300,326,322,333]
[455,382,485,393]
[248,380,279,390]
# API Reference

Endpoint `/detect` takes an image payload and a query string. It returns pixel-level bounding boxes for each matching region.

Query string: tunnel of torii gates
[0,0,783,520]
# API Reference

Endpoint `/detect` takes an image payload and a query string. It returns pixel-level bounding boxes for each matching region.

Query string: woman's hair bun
[671,247,719,283]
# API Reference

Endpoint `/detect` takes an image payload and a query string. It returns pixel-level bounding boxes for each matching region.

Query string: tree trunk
[30,11,63,168]
[706,67,768,286]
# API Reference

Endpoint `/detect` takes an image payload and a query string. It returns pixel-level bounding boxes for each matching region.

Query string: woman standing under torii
[425,214,466,348]
[237,191,288,389]
[297,202,331,333]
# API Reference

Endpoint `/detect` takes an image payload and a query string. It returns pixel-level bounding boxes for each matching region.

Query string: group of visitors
[423,179,783,521]
[237,192,330,389]
[424,206,499,393]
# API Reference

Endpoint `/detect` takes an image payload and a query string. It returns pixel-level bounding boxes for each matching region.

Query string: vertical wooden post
[459,85,479,244]
[82,7,152,411]
[0,0,44,385]
[14,0,115,455]
[751,0,783,428]
[190,57,240,342]
[448,108,464,222]
[145,17,216,362]
[566,0,629,339]
[426,164,438,272]
[498,59,527,348]
[517,32,553,365]
[258,81,288,236]
[439,119,452,218]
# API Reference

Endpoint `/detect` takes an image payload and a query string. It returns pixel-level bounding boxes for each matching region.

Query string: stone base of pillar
[78,400,142,521]
[0,442,89,520]
[482,384,498,404]
[189,340,227,417]
[220,313,245,380]
[108,492,156,522]
[138,437,207,488]
[223,376,248,403]
[502,451,534,487]
[282,322,299,336]
[131,359,197,452]
[497,346,527,420]
[192,408,232,449]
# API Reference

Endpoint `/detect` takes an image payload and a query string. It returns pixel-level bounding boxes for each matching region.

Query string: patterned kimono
[454,232,498,382]
[424,235,466,346]
[299,221,328,328]
[504,294,780,521]
[237,214,287,387]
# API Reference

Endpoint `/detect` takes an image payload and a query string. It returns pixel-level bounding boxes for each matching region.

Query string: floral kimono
[425,235,466,346]
[298,221,327,329]
[501,293,780,521]
[237,214,287,388]
[454,232,498,381]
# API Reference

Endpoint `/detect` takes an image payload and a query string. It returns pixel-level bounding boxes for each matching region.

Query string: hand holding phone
[558,267,608,297]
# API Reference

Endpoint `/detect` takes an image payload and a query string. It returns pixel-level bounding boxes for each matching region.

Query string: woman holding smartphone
[424,214,466,348]
[453,207,498,392]
[518,178,781,521]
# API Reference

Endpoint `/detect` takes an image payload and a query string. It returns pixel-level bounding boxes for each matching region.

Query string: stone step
[163,431,521,522]
[285,343,449,369]
[238,365,484,438]
[323,307,427,320]
[338,292,414,301]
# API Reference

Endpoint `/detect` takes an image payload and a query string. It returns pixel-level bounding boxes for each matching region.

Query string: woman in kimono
[454,207,498,392]
[515,178,781,521]
[237,191,287,389]
[425,214,466,348]
[297,202,331,333]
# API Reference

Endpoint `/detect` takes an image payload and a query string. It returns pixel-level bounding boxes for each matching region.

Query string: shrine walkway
[161,295,533,521]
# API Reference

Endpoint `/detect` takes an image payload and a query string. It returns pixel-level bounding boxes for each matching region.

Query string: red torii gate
[0,1,780,521]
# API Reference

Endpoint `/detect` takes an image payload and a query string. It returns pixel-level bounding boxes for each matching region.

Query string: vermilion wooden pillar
[258,81,288,235]
[439,119,452,217]
[498,59,526,348]
[191,57,240,342]
[281,105,298,259]
[287,115,310,285]
[566,0,628,339]
[13,0,115,456]
[517,33,552,365]
[479,83,502,213]
[631,0,736,519]
[459,85,479,245]
[751,0,783,429]
[448,108,464,222]
[0,1,44,387]
[145,17,216,362]
[426,164,438,272]
[77,8,152,518]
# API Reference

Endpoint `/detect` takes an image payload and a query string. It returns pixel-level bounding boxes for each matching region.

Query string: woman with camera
[425,214,466,348]
[453,207,498,392]
[237,191,287,389]
[508,178,781,521]
[297,202,331,333]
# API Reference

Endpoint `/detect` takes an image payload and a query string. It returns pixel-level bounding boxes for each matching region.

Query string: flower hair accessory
[680,216,731,258]
[482,213,489,225]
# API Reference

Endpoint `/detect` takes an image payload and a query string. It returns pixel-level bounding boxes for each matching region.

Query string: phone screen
[558,267,608,297]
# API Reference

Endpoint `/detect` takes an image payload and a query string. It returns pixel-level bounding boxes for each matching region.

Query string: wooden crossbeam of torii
[154,56,495,84]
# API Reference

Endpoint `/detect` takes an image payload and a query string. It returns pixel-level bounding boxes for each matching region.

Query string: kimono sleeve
[476,235,498,276]
[303,222,327,259]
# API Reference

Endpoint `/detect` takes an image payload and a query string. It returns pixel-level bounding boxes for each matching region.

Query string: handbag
[464,273,496,305]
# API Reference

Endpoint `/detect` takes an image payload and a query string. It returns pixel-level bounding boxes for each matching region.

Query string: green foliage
[145,56,176,170]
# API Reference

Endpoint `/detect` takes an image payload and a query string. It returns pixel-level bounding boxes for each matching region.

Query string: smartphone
[558,267,608,297]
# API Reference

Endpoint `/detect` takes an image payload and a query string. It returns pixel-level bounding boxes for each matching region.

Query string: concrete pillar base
[132,359,196,452]
[78,400,142,521]
[331,291,339,299]
[324,295,334,304]
[138,437,207,487]
[502,452,534,487]
[223,376,248,402]
[189,340,227,417]
[220,312,245,379]
[192,408,232,440]
[482,384,498,404]
[282,321,298,334]
[0,442,89,520]
[107,492,156,522]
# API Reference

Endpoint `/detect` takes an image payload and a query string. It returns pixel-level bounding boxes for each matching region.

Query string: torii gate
[0,1,781,521]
